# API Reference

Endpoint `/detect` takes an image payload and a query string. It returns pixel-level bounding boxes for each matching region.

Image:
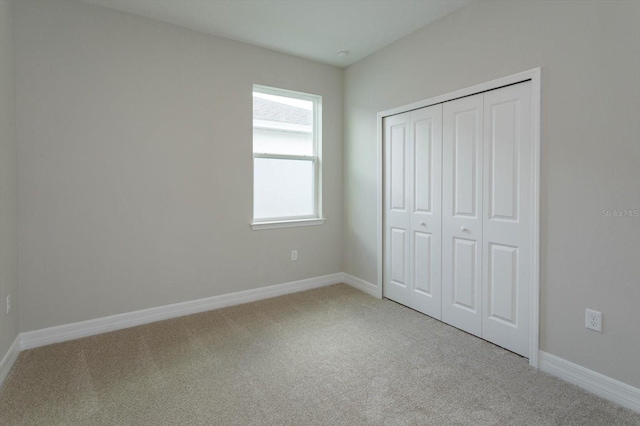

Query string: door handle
[419,222,426,227]
[460,226,469,233]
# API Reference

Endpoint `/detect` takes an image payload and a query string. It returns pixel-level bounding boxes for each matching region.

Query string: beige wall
[9,0,640,392]
[15,0,343,332]
[0,0,19,360]
[344,0,640,388]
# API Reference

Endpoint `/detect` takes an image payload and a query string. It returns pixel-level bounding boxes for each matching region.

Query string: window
[251,85,324,230]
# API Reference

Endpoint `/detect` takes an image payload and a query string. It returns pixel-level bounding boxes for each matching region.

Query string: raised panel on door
[486,243,518,324]
[390,124,407,212]
[409,105,442,319]
[452,238,477,311]
[383,113,411,306]
[413,231,432,294]
[453,111,478,217]
[390,227,407,289]
[482,81,532,357]
[442,94,483,337]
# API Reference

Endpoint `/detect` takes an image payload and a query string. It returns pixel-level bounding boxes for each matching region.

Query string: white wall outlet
[585,309,602,332]
[291,250,298,261]
[6,295,10,315]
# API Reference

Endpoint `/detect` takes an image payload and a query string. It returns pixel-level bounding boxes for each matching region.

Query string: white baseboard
[343,273,379,298]
[539,351,640,413]
[20,273,344,350]
[0,336,21,388]
[8,277,640,416]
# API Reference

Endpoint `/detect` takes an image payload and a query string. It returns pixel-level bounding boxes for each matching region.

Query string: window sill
[251,218,326,230]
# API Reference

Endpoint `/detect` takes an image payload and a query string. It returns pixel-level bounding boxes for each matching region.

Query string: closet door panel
[442,94,483,337]
[482,81,532,357]
[383,113,411,306]
[409,105,442,319]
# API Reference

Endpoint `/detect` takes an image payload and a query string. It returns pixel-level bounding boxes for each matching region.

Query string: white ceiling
[82,0,470,67]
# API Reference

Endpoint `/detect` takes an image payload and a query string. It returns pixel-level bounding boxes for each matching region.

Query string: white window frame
[251,85,324,230]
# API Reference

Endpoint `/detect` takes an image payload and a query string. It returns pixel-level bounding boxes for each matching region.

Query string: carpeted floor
[1,284,639,425]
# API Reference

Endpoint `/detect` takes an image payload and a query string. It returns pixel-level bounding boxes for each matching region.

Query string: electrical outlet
[585,309,602,332]
[6,295,10,315]
[291,250,298,261]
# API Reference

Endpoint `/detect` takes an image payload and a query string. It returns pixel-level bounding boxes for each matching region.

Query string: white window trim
[251,218,326,231]
[253,120,311,134]
[251,85,323,230]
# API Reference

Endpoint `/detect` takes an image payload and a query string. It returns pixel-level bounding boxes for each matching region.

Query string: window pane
[253,92,314,156]
[254,158,314,220]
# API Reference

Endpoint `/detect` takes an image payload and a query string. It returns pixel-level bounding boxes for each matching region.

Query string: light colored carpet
[1,284,639,425]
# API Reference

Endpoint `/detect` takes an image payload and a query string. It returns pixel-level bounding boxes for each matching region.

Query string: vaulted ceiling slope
[82,0,470,67]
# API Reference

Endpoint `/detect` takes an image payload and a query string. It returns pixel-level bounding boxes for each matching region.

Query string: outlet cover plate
[585,309,602,332]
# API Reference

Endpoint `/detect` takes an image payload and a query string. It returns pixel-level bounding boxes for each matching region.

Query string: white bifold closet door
[442,93,484,337]
[383,81,532,358]
[383,104,443,319]
[481,82,532,357]
[442,82,532,356]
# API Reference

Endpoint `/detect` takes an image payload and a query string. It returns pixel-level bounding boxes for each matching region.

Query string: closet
[383,81,532,357]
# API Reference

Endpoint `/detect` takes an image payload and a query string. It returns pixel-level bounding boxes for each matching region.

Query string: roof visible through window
[253,93,312,127]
